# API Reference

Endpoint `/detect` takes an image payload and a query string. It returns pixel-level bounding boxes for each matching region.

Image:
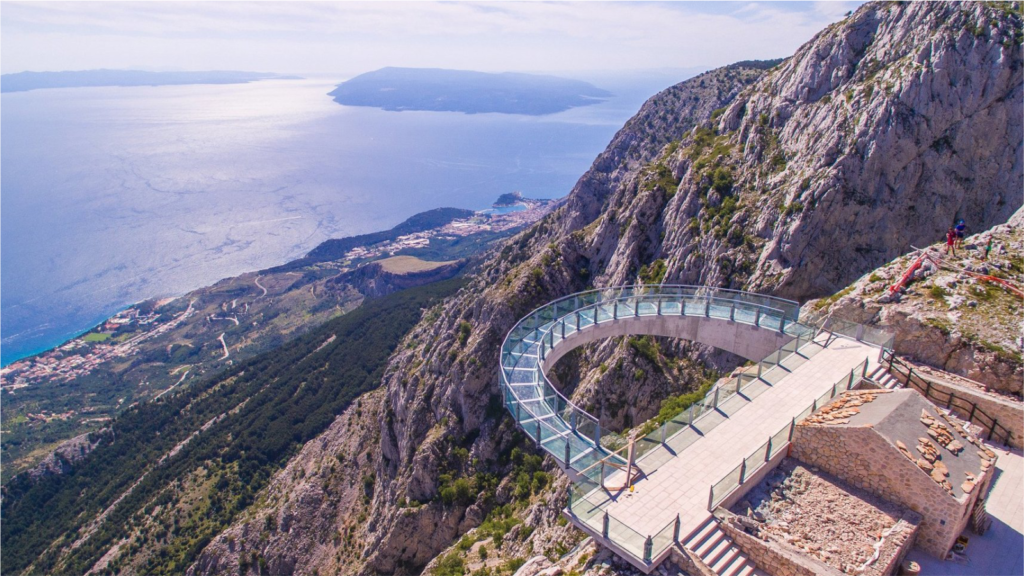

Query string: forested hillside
[2,278,465,575]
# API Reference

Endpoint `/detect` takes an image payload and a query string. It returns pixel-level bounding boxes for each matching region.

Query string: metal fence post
[754,308,762,326]
[688,404,695,425]
[661,424,667,444]
[704,299,710,317]
[729,305,735,322]
[570,410,577,431]
[600,462,606,489]
[594,422,601,445]
[657,298,662,315]
[766,438,773,462]
[644,536,653,563]
[757,361,764,379]
[536,421,542,446]
[673,514,681,543]
[789,418,796,440]
[713,387,720,409]
[602,512,610,538]
[708,487,715,511]
[739,460,747,484]
[515,401,521,422]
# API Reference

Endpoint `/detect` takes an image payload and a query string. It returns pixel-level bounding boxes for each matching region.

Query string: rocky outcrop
[805,207,1023,395]
[188,3,1023,575]
[26,431,107,482]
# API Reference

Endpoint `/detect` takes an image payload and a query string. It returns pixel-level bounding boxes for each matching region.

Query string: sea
[1,75,672,365]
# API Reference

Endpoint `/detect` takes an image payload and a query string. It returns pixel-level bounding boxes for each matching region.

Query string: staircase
[866,364,902,390]
[682,517,767,576]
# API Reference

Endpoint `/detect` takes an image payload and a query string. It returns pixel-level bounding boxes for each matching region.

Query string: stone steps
[683,517,767,576]
[867,364,902,389]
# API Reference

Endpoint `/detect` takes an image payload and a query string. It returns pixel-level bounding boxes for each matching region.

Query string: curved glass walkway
[498,285,806,475]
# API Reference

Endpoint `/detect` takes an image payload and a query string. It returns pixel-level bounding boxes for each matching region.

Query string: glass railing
[499,285,805,474]
[706,358,869,511]
[568,484,679,565]
[501,286,886,568]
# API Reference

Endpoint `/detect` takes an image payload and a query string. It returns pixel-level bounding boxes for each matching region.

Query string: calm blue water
[1,76,659,365]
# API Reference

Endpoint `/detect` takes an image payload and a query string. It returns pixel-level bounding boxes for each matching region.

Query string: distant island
[0,70,301,93]
[327,67,611,115]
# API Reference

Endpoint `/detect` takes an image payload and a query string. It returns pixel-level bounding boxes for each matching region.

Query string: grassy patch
[378,255,456,274]
[82,332,112,343]
[813,285,855,310]
[928,285,948,300]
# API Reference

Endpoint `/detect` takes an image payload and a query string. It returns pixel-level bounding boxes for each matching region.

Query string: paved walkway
[592,337,878,540]
[906,445,1024,575]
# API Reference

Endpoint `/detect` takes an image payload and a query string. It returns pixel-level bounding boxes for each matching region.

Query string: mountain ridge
[2,2,1021,575]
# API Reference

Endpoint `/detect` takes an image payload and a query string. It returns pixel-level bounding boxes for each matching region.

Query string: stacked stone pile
[801,390,889,426]
[735,461,905,574]
[889,406,996,497]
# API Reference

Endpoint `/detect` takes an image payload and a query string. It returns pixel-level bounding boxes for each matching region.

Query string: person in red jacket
[945,227,957,256]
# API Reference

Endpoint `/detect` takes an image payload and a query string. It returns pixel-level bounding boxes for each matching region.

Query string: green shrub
[457,321,472,346]
[434,552,466,576]
[711,167,734,194]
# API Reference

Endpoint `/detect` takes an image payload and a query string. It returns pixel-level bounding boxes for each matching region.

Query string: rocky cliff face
[188,3,1022,575]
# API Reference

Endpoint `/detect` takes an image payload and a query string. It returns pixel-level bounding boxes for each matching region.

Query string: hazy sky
[2,1,864,77]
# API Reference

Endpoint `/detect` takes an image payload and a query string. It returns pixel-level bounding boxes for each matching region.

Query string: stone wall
[716,511,844,576]
[864,513,921,576]
[790,425,988,559]
[909,372,1023,449]
[668,544,717,576]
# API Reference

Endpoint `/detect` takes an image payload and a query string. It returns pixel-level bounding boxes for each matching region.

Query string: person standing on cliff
[955,219,967,249]
[946,227,957,257]
[983,237,993,261]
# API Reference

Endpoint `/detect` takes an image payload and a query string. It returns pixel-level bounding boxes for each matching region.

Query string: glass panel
[711,463,743,509]
[606,515,646,560]
[769,424,792,460]
[651,519,676,559]
[708,301,731,319]
[744,441,770,481]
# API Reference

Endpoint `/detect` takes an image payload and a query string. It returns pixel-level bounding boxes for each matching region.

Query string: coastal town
[1,300,196,392]
[342,194,553,261]
[1,195,555,398]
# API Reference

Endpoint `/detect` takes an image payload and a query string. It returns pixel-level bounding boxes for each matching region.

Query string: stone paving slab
[593,337,878,540]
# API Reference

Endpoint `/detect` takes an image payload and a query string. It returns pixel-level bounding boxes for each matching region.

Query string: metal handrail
[881,349,1012,445]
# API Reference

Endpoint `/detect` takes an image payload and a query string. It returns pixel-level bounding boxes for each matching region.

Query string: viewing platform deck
[498,286,892,573]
